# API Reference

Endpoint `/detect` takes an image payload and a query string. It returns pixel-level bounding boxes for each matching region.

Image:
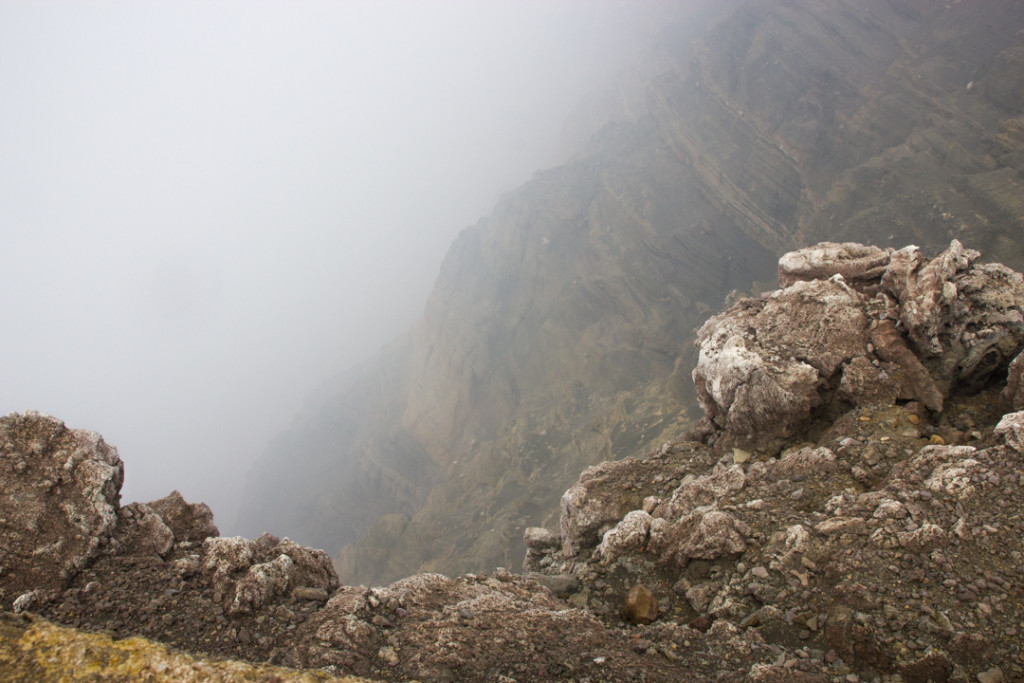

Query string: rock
[596,510,654,563]
[685,581,721,613]
[292,586,329,602]
[230,554,294,615]
[694,241,1024,452]
[623,584,658,624]
[869,319,944,411]
[897,650,954,683]
[693,277,869,452]
[977,667,1005,683]
[994,411,1024,453]
[559,444,706,556]
[115,503,174,558]
[778,242,894,289]
[523,527,560,550]
[202,536,256,592]
[652,507,749,566]
[273,538,339,592]
[527,573,578,597]
[1003,352,1024,410]
[663,465,746,518]
[897,523,948,553]
[766,447,836,482]
[146,490,219,543]
[0,411,123,605]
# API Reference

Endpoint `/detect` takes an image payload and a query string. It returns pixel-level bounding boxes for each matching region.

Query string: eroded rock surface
[694,240,1024,454]
[526,243,1024,681]
[5,243,1024,682]
[0,411,123,602]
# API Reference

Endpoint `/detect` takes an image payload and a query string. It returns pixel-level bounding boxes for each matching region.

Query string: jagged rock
[1003,352,1024,410]
[523,527,560,551]
[231,554,294,615]
[595,510,654,563]
[526,573,578,597]
[693,277,868,452]
[202,536,256,592]
[651,507,749,567]
[273,538,339,593]
[146,490,219,543]
[694,241,1024,452]
[623,583,658,624]
[115,502,174,558]
[559,443,710,556]
[778,242,893,289]
[202,534,339,614]
[0,411,123,606]
[662,464,746,518]
[522,527,562,572]
[994,410,1024,453]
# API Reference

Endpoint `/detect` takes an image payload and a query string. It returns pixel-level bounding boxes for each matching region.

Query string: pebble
[623,584,658,625]
[977,667,1004,683]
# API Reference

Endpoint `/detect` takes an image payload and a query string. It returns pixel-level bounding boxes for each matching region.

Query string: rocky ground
[3,240,1024,682]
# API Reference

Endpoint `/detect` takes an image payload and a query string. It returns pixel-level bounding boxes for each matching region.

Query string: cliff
[238,0,1024,586]
[5,239,1024,681]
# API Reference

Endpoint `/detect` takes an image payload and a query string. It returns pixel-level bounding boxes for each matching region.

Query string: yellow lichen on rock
[0,612,375,683]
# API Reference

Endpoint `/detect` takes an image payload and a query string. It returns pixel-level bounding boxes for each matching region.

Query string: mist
[0,1,678,532]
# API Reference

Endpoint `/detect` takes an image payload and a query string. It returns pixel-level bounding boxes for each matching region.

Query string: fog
[0,1,669,532]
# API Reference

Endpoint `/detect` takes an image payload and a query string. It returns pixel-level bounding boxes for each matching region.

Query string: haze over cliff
[238,0,1024,586]
[0,0,672,532]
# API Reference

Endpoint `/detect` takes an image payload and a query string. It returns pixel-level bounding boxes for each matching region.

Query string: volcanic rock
[0,411,123,604]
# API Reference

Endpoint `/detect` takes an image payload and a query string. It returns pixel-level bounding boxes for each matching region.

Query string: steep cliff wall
[239,0,1024,585]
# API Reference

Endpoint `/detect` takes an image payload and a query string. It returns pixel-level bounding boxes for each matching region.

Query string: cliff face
[7,240,1024,682]
[238,0,1024,585]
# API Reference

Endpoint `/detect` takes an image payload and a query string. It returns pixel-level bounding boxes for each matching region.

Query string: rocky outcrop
[5,242,1024,681]
[146,489,219,544]
[694,241,1024,454]
[525,242,1024,681]
[239,0,1024,587]
[0,411,123,603]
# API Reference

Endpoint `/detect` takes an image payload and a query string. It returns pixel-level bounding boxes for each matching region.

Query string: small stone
[292,586,329,602]
[732,448,751,464]
[378,645,400,667]
[529,573,579,597]
[929,434,946,445]
[751,566,769,579]
[623,584,658,624]
[688,615,713,632]
[977,667,1004,683]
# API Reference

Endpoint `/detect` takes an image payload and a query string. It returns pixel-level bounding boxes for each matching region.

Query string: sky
[0,0,668,532]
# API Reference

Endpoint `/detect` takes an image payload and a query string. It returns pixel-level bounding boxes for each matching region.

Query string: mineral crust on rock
[693,240,1024,454]
[0,411,123,602]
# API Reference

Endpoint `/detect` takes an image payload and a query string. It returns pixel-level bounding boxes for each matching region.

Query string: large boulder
[0,412,123,607]
[693,241,1024,453]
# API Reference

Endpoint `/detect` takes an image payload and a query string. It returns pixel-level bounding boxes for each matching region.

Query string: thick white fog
[0,1,669,531]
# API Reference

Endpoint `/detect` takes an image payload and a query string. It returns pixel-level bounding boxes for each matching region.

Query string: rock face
[238,0,1024,586]
[694,241,1024,454]
[525,242,1024,682]
[5,242,1024,682]
[0,411,123,602]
